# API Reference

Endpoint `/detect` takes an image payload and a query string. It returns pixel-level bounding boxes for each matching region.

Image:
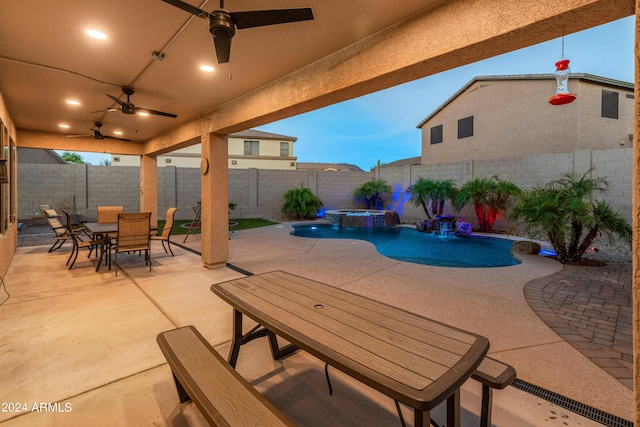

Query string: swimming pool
[291,223,520,268]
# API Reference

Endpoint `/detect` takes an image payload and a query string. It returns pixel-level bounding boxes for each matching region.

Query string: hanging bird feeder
[549,59,576,105]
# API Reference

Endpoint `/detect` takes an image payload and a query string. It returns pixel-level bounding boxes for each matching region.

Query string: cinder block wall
[18,147,632,227]
[18,165,373,222]
[380,147,633,228]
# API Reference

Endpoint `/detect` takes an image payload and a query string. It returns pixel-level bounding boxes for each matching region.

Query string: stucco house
[111,129,297,170]
[296,162,364,172]
[417,74,634,165]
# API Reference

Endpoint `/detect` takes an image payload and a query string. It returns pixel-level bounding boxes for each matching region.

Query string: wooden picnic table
[211,271,489,427]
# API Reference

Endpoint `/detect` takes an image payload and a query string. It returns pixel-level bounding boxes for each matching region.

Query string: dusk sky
[71,16,635,168]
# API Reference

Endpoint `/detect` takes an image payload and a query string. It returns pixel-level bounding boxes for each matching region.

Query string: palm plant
[406,177,437,219]
[511,172,631,263]
[281,184,324,219]
[455,176,520,233]
[406,178,457,219]
[433,180,458,216]
[353,179,391,210]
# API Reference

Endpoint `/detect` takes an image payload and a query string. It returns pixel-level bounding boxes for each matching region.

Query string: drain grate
[511,378,633,427]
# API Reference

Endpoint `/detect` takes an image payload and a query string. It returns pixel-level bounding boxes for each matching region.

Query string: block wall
[18,147,632,226]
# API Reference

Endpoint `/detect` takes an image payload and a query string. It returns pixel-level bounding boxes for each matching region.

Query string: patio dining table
[82,221,158,271]
[211,271,490,427]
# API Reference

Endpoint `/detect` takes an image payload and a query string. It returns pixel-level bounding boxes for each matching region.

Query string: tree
[406,178,457,219]
[433,179,458,217]
[455,176,520,233]
[281,184,324,219]
[511,172,631,263]
[61,152,86,164]
[353,179,391,210]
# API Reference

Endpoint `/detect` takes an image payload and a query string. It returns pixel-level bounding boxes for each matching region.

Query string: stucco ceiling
[0,0,441,143]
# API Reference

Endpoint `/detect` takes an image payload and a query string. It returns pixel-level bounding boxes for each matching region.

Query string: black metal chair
[62,210,104,271]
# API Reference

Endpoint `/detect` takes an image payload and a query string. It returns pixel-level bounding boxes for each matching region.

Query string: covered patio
[1,224,632,425]
[1,0,639,424]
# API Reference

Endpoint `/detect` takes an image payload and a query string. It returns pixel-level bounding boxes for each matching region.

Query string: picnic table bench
[157,326,294,427]
[157,324,515,427]
[472,356,516,427]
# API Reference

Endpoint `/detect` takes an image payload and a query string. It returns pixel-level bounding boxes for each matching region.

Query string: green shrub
[282,184,324,219]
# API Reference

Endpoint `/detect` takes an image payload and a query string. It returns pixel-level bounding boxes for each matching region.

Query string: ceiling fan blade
[231,8,313,29]
[91,108,119,113]
[106,94,126,107]
[161,0,210,19]
[214,36,232,64]
[104,135,131,142]
[66,134,92,138]
[136,107,178,118]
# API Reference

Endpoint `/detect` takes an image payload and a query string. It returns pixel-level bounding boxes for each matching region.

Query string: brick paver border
[524,258,632,389]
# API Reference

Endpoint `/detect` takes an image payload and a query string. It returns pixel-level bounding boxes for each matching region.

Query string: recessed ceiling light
[86,29,107,40]
[137,111,149,117]
[66,99,81,106]
[113,131,123,135]
[200,65,215,72]
[58,124,70,129]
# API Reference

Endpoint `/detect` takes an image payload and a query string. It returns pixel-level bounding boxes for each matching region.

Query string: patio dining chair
[39,206,70,252]
[112,212,152,276]
[62,210,104,271]
[97,206,123,223]
[151,207,178,256]
[151,208,178,256]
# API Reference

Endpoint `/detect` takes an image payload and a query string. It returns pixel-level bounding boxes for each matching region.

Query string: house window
[458,116,474,139]
[244,140,259,155]
[280,142,289,157]
[430,125,443,145]
[601,90,619,119]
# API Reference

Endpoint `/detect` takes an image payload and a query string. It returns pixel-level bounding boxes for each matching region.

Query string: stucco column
[140,154,158,225]
[201,132,229,269]
[633,3,640,424]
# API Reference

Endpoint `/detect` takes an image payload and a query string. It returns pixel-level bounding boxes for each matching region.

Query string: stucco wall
[0,91,18,281]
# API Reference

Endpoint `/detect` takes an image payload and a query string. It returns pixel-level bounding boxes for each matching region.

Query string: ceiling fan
[161,0,314,64]
[66,122,131,142]
[93,86,177,118]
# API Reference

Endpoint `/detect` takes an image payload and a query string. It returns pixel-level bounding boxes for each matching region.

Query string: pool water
[291,224,520,268]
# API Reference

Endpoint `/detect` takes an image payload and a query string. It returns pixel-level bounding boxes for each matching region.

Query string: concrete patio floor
[1,223,633,426]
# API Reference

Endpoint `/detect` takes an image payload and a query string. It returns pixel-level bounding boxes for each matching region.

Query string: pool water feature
[325,209,387,228]
[291,223,520,268]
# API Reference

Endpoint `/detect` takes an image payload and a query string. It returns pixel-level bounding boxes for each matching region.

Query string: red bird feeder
[549,59,576,105]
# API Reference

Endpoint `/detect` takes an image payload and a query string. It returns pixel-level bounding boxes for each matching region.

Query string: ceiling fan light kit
[66,122,130,142]
[95,86,178,118]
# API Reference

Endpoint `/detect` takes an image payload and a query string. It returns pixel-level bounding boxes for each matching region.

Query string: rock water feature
[325,209,398,228]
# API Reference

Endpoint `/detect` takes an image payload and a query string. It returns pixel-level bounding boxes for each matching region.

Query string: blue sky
[256,16,635,171]
[72,16,635,168]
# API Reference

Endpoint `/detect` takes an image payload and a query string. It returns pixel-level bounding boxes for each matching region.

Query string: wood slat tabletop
[211,270,489,411]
